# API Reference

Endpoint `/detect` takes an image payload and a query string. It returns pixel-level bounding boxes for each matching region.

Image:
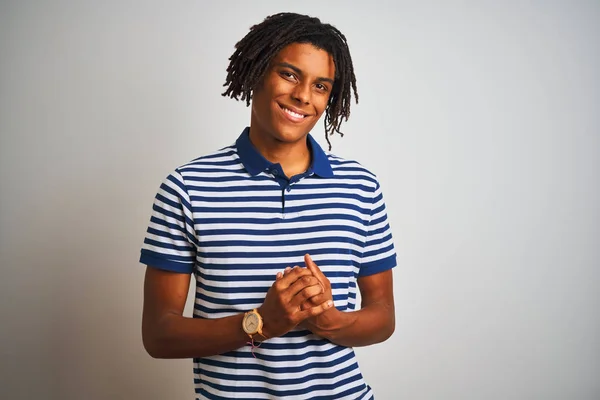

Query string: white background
[1,1,599,399]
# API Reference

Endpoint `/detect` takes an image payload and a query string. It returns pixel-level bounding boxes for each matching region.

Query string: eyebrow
[276,62,335,85]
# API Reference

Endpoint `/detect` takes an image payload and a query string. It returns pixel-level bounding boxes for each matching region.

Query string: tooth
[285,108,303,118]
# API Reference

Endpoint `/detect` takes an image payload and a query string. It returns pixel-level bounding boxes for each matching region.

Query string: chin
[269,123,311,143]
[275,130,308,143]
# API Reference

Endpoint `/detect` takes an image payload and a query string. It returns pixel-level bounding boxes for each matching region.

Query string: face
[250,42,335,147]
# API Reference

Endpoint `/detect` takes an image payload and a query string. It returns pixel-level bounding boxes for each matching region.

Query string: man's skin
[142,42,394,359]
[283,255,395,348]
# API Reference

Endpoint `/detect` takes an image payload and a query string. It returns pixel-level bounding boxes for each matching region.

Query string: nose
[291,82,310,104]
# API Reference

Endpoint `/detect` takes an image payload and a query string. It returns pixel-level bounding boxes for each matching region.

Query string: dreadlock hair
[222,12,358,150]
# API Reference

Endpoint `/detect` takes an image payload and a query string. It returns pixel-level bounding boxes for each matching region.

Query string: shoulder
[156,144,243,195]
[175,144,241,176]
[326,152,381,189]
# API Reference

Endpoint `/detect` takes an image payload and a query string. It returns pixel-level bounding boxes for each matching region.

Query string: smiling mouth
[279,104,308,120]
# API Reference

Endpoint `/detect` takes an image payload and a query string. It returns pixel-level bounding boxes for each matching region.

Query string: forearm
[306,302,395,347]
[143,312,249,358]
[142,265,333,359]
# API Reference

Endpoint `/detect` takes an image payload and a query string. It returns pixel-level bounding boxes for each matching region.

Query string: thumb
[301,299,334,320]
[304,254,325,292]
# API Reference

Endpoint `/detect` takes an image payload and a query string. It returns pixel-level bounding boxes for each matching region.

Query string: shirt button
[272,170,279,175]
[286,187,291,192]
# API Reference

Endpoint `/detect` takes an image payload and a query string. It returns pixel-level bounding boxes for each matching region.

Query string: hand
[301,254,333,310]
[259,266,333,339]
[280,254,339,333]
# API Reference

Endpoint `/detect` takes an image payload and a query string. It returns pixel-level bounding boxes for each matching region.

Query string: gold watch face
[243,312,260,334]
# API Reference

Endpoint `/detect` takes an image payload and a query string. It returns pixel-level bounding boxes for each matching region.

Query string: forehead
[271,42,335,80]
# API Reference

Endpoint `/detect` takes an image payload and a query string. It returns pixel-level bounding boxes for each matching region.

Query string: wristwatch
[242,309,264,339]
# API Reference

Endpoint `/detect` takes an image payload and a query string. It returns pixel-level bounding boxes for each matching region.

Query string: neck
[248,129,312,178]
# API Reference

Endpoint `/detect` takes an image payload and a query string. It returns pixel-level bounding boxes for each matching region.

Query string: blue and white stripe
[140,128,396,399]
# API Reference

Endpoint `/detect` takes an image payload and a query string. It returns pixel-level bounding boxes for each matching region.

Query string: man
[140,12,396,399]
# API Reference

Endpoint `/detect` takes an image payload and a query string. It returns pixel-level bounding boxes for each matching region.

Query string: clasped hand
[258,254,336,339]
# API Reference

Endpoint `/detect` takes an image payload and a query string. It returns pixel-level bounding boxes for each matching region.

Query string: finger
[275,267,313,289]
[300,300,310,311]
[300,298,317,311]
[276,271,283,280]
[304,254,325,291]
[290,282,326,308]
[287,274,322,299]
[301,293,328,309]
[298,300,334,320]
[282,266,299,278]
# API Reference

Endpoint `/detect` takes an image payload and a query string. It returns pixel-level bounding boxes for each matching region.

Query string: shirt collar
[235,127,334,178]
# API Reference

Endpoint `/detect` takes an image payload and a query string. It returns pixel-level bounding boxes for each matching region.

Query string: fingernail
[327,300,333,307]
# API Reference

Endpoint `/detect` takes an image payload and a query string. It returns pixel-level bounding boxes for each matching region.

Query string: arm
[299,255,395,347]
[142,266,247,358]
[142,265,333,359]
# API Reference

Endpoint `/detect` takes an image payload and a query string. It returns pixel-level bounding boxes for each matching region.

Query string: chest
[188,185,370,313]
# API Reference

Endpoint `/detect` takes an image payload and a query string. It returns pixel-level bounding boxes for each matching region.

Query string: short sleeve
[358,181,397,277]
[139,170,197,273]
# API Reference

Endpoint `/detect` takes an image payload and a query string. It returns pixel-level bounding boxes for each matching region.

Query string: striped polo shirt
[140,127,396,399]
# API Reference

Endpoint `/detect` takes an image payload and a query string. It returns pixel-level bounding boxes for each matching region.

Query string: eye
[315,83,329,92]
[280,71,297,81]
